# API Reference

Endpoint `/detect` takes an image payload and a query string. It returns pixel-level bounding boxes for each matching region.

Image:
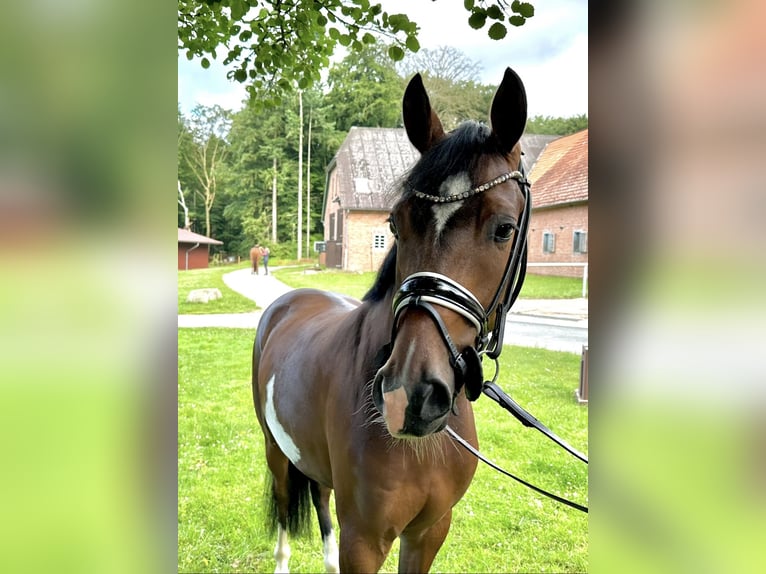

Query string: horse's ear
[403,73,445,154]
[490,67,528,155]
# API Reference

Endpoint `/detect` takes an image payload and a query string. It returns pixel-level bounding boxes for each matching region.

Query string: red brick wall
[345,211,393,272]
[527,203,588,278]
[178,243,211,270]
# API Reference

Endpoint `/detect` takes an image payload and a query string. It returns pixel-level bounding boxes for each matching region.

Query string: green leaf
[362,32,376,44]
[328,27,340,40]
[464,0,475,10]
[488,22,507,39]
[468,12,487,30]
[230,0,246,21]
[487,5,503,20]
[316,13,327,26]
[405,35,420,52]
[388,14,404,29]
[233,68,247,82]
[518,2,535,18]
[201,57,210,69]
[298,76,310,89]
[388,45,405,61]
[339,34,351,47]
[509,15,526,26]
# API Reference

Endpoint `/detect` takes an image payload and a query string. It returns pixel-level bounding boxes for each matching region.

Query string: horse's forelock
[404,121,493,199]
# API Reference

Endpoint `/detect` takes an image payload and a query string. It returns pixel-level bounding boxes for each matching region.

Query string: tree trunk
[297,90,303,260]
[306,109,312,256]
[272,156,278,244]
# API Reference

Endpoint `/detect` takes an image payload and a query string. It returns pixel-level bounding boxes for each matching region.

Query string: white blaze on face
[265,374,301,465]
[432,172,470,238]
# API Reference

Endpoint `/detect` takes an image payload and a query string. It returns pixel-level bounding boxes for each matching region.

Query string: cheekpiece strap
[413,171,523,203]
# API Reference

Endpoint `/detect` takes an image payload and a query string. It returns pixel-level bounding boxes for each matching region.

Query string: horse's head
[372,68,529,439]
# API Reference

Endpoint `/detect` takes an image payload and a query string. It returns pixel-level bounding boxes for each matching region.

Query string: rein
[384,162,588,513]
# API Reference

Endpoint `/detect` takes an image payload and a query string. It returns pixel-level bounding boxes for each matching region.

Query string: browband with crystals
[412,170,524,203]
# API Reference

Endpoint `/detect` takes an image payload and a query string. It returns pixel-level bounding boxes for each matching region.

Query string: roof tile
[528,129,588,209]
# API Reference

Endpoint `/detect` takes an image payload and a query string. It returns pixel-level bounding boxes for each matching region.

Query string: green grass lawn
[178,328,588,573]
[272,266,585,301]
[518,273,586,299]
[271,266,377,301]
[178,264,257,315]
[177,264,584,317]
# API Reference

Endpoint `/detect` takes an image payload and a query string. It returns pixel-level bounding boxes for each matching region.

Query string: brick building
[178,228,223,270]
[321,127,556,272]
[527,129,588,278]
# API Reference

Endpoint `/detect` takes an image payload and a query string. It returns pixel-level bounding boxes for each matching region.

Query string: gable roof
[324,127,557,213]
[328,127,420,211]
[178,228,223,245]
[528,129,588,209]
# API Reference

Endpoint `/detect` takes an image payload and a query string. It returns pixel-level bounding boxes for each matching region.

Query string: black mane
[362,243,397,302]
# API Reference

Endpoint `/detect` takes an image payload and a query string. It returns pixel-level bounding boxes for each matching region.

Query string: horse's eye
[494,223,516,243]
[388,216,399,239]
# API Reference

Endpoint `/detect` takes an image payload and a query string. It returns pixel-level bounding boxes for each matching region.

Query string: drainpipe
[185,242,200,270]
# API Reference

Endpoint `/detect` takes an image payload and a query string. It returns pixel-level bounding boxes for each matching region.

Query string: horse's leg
[310,481,339,573]
[397,510,452,574]
[337,521,393,573]
[265,443,293,573]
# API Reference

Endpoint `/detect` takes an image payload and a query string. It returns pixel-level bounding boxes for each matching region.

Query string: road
[504,314,588,354]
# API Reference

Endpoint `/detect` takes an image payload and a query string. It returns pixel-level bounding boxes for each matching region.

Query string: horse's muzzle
[372,372,452,438]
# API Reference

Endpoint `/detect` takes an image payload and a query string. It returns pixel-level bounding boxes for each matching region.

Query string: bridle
[380,161,589,513]
[388,164,531,402]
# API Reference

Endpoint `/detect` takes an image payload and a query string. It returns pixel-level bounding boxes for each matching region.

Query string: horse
[250,246,261,275]
[252,67,530,573]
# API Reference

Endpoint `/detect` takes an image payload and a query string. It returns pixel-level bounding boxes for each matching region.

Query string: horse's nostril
[411,378,452,421]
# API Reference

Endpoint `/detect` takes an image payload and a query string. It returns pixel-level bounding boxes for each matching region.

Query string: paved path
[178,268,588,352]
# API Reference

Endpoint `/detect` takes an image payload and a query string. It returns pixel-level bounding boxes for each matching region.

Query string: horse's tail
[265,462,313,538]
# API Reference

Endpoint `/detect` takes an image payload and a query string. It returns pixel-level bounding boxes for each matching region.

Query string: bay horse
[250,246,261,275]
[252,67,530,573]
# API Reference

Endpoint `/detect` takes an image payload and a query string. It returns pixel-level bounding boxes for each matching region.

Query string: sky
[178,0,587,118]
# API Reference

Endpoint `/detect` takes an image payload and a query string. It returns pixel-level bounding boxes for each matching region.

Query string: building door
[325,212,344,268]
[326,241,342,268]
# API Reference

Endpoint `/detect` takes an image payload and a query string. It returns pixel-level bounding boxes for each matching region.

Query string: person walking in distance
[249,245,261,275]
[261,245,270,275]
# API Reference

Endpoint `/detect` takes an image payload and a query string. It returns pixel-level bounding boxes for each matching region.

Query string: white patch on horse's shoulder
[265,374,301,465]
[432,172,470,238]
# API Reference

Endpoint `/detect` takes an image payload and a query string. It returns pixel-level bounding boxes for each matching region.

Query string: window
[542,231,555,254]
[573,230,588,254]
[372,232,386,251]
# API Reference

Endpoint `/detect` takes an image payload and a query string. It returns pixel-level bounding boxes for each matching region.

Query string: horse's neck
[358,292,394,358]
[337,291,395,388]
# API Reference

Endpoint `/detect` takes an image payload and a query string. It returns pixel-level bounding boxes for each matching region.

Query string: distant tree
[325,44,403,132]
[220,86,342,256]
[398,47,491,130]
[181,104,232,238]
[398,46,481,84]
[178,106,205,231]
[526,114,588,136]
